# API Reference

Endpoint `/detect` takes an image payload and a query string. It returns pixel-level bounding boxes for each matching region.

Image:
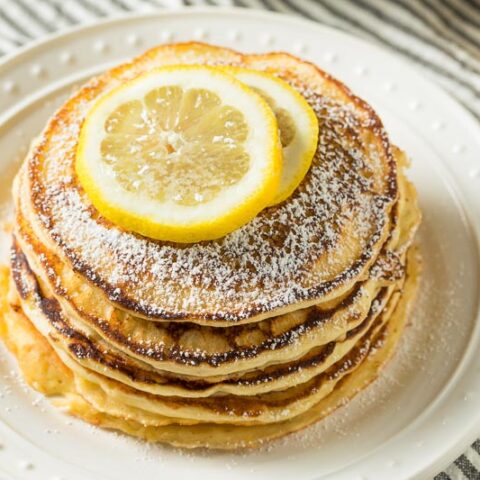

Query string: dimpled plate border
[0,8,479,480]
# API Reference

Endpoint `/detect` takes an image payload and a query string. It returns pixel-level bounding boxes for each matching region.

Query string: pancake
[23,42,398,325]
[6,260,402,425]
[0,42,422,449]
[8,269,400,425]
[0,249,420,448]
[11,164,419,378]
[8,191,417,424]
[11,240,400,399]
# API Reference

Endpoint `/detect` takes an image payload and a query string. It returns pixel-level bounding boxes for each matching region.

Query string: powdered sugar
[27,52,396,322]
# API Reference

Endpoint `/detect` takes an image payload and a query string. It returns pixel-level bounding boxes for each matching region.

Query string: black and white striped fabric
[0,1,479,478]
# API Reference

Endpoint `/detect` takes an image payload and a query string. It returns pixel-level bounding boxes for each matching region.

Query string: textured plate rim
[0,7,478,480]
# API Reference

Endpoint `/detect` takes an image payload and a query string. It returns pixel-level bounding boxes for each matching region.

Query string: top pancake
[12,162,418,377]
[24,42,397,325]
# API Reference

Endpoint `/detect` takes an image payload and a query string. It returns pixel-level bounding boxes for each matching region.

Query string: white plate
[0,8,479,480]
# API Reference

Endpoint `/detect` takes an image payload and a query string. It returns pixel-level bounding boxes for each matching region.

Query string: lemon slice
[76,65,281,243]
[223,66,319,205]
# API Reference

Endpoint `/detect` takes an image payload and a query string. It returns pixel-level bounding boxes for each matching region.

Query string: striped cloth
[0,1,478,478]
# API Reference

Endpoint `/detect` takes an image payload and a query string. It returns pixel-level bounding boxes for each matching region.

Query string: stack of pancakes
[0,43,421,449]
